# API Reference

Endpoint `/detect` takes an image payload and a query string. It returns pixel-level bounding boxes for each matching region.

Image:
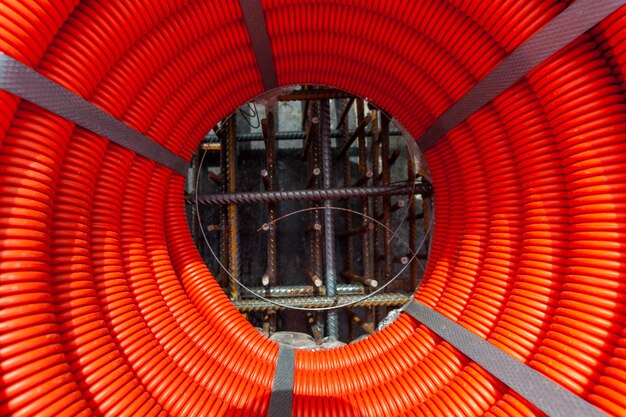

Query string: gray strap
[403,300,608,417]
[239,0,278,91]
[269,345,295,417]
[0,53,188,176]
[418,0,626,151]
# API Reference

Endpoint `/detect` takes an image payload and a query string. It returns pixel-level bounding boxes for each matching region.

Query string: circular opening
[186,85,433,348]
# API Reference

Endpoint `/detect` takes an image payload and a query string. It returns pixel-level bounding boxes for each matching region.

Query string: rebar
[194,183,430,206]
[307,167,320,188]
[227,117,240,300]
[408,163,419,291]
[302,116,318,159]
[278,88,353,101]
[203,128,402,143]
[356,100,373,293]
[306,270,323,288]
[339,98,355,340]
[369,109,381,328]
[233,293,410,311]
[381,114,393,282]
[189,152,200,247]
[308,102,324,335]
[370,109,382,286]
[351,170,373,187]
[348,308,376,335]
[307,313,324,345]
[320,98,338,338]
[242,283,365,298]
[341,271,378,288]
[262,113,278,288]
[207,171,222,185]
[218,127,229,287]
[335,97,355,130]
[336,114,372,159]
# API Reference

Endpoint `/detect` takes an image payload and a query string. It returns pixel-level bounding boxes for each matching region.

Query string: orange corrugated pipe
[1,0,626,416]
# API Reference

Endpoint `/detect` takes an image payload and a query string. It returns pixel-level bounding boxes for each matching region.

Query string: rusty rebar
[336,114,372,160]
[307,313,324,345]
[203,128,401,143]
[381,113,393,282]
[242,283,365,298]
[369,109,381,328]
[278,88,353,101]
[351,170,373,187]
[207,171,222,186]
[348,308,376,335]
[227,117,240,300]
[335,97,355,130]
[340,98,354,293]
[356,100,373,293]
[341,271,378,288]
[232,293,410,311]
[194,183,429,206]
[219,126,229,287]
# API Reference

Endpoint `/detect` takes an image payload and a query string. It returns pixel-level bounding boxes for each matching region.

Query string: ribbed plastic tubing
[1,0,626,416]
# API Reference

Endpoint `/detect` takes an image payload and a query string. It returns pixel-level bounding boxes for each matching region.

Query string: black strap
[0,53,188,176]
[418,0,626,151]
[268,345,295,417]
[239,0,278,91]
[404,300,608,417]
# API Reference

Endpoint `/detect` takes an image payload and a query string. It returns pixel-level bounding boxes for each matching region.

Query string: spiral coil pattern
[1,1,626,416]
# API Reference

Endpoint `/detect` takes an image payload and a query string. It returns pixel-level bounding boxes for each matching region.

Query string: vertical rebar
[228,117,240,300]
[357,100,375,333]
[381,113,392,282]
[370,110,381,281]
[189,151,200,246]
[340,99,355,340]
[341,99,354,281]
[262,112,277,332]
[262,113,278,287]
[320,98,338,338]
[308,102,324,336]
[219,127,230,288]
[407,141,419,291]
[369,109,380,327]
[356,100,372,285]
[379,113,392,324]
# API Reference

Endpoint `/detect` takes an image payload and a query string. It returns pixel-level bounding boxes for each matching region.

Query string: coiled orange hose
[1,0,626,416]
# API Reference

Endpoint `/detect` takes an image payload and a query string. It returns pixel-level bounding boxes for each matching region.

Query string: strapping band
[269,345,295,417]
[418,0,626,151]
[403,300,608,417]
[239,0,278,91]
[0,53,188,176]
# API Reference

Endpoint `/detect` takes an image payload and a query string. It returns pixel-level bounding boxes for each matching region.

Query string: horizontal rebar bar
[193,183,432,206]
[242,283,365,298]
[203,129,402,143]
[233,293,410,311]
[277,88,353,101]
